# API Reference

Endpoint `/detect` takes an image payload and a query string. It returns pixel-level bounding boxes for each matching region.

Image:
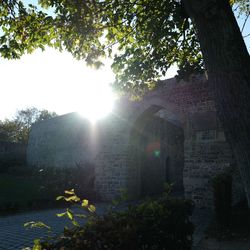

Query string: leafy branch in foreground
[24,187,194,250]
[23,221,52,250]
[24,221,51,231]
[56,189,96,227]
[23,189,96,250]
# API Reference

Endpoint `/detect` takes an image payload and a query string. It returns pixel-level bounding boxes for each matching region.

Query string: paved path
[195,239,250,250]
[0,203,111,250]
[0,205,212,250]
[191,208,213,249]
[0,208,72,249]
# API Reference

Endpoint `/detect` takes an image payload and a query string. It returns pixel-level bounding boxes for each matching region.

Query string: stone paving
[191,208,213,249]
[0,205,212,250]
[191,209,250,250]
[0,208,71,249]
[0,203,112,250]
[195,239,250,250]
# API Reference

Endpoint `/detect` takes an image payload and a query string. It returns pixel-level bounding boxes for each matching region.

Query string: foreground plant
[23,189,96,250]
[24,188,194,250]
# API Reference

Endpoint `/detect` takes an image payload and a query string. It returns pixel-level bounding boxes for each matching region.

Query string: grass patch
[0,173,63,215]
[0,174,45,202]
[0,164,98,215]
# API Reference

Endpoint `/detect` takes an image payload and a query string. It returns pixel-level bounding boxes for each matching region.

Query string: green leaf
[128,36,135,43]
[72,220,80,227]
[88,205,96,213]
[82,199,89,207]
[24,221,35,228]
[32,239,42,250]
[56,212,66,217]
[66,209,73,220]
[56,195,64,201]
[64,189,75,195]
[65,195,80,202]
[24,221,51,231]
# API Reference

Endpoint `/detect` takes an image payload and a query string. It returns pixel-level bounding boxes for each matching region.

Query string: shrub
[36,163,98,202]
[0,163,99,215]
[35,191,194,250]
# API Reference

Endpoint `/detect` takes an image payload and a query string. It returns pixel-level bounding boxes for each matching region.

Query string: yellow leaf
[57,212,66,217]
[33,239,42,250]
[81,199,89,207]
[56,196,64,201]
[66,209,73,220]
[64,189,75,195]
[88,205,96,213]
[65,195,80,202]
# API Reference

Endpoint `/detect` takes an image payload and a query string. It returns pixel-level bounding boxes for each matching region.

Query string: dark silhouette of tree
[0,107,57,144]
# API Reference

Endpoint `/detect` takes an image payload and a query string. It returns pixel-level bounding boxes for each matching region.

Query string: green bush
[0,163,98,214]
[213,173,232,226]
[37,193,194,250]
[37,164,98,202]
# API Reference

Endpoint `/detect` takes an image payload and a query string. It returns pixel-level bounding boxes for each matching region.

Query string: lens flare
[146,141,161,158]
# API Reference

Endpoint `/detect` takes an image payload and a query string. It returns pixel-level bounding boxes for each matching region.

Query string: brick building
[27,74,245,208]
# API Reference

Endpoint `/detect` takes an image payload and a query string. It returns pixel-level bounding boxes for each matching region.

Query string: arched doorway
[128,106,184,198]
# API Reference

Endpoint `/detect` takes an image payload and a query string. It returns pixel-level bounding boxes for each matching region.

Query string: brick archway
[126,101,185,199]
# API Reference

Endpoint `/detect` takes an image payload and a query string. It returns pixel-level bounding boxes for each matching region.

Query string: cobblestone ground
[0,205,212,250]
[0,203,111,250]
[0,208,72,250]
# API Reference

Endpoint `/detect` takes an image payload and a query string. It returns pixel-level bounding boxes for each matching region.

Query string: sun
[0,48,117,121]
[76,82,115,123]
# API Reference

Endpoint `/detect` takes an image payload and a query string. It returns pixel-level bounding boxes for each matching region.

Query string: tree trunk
[182,0,250,206]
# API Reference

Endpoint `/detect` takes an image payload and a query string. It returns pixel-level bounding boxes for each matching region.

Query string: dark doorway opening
[138,115,184,198]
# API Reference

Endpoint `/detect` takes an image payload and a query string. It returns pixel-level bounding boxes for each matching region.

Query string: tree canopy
[0,107,57,144]
[0,0,248,96]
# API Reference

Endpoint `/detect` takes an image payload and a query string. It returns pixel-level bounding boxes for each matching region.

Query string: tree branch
[241,13,249,33]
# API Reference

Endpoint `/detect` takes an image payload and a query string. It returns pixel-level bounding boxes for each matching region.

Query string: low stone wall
[27,113,95,168]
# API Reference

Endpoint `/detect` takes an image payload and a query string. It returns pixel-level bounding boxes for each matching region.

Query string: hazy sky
[0,2,249,121]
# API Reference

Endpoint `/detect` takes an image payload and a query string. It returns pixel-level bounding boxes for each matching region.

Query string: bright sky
[0,3,249,122]
[0,48,177,122]
[0,49,118,122]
